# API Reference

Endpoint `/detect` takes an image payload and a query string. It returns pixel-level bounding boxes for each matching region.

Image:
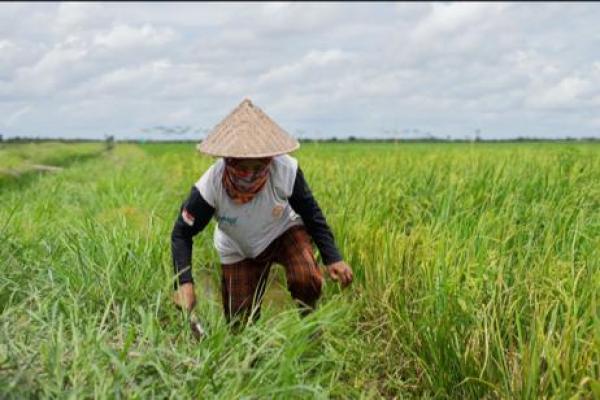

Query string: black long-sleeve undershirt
[288,168,342,265]
[170,167,343,288]
[171,187,215,287]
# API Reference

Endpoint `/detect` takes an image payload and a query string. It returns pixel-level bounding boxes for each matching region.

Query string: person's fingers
[179,284,196,311]
[173,293,184,310]
[173,286,196,311]
[326,263,354,287]
[347,267,353,282]
[342,266,354,287]
[189,294,197,310]
[342,270,351,287]
[184,292,196,311]
[337,268,346,287]
[341,271,349,287]
[329,268,338,281]
[328,266,340,281]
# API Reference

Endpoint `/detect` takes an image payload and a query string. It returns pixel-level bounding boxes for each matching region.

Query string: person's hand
[326,261,353,288]
[173,282,196,312]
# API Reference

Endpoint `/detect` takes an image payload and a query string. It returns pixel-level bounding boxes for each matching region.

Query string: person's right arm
[171,186,215,310]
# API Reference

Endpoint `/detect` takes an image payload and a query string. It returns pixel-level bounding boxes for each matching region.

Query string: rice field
[1,141,600,398]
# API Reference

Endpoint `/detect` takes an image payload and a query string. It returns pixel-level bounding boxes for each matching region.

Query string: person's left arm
[288,166,353,287]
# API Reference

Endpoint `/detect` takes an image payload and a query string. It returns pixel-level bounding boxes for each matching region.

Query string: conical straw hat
[197,98,300,158]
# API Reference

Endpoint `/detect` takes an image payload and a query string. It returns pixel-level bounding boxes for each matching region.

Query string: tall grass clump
[1,141,599,398]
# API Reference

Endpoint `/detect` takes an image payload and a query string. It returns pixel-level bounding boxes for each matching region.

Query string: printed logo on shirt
[182,208,195,226]
[217,214,238,225]
[272,204,284,219]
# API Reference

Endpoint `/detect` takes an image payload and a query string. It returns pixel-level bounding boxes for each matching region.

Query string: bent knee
[288,268,323,301]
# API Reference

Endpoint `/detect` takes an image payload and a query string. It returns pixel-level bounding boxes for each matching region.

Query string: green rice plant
[1,142,599,398]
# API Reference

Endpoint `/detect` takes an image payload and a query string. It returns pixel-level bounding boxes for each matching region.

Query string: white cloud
[1,2,600,139]
[258,49,352,85]
[256,3,341,34]
[54,2,112,33]
[93,24,177,50]
[3,105,32,127]
[412,2,506,41]
[528,76,591,109]
[0,39,14,51]
[9,39,89,95]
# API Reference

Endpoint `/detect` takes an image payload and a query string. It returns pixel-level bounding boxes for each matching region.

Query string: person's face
[231,158,271,173]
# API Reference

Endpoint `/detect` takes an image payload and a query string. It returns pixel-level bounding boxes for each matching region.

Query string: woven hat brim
[197,99,300,158]
[197,141,299,158]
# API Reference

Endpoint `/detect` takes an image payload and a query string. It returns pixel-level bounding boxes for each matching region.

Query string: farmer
[171,99,353,325]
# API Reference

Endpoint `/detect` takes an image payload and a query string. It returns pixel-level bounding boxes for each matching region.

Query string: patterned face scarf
[222,157,272,204]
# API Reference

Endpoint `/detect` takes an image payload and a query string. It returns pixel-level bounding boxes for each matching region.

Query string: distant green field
[1,141,600,398]
[0,142,104,189]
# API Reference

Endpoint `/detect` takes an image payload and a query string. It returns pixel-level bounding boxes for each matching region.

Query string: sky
[1,2,600,140]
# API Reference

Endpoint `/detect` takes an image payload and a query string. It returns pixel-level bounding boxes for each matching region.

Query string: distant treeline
[2,135,600,144]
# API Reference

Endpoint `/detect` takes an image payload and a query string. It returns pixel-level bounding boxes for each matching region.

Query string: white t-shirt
[195,155,304,264]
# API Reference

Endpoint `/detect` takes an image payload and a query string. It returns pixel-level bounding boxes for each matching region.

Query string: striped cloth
[220,225,324,324]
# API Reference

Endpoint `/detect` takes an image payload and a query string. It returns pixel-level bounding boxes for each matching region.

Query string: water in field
[1,141,600,398]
